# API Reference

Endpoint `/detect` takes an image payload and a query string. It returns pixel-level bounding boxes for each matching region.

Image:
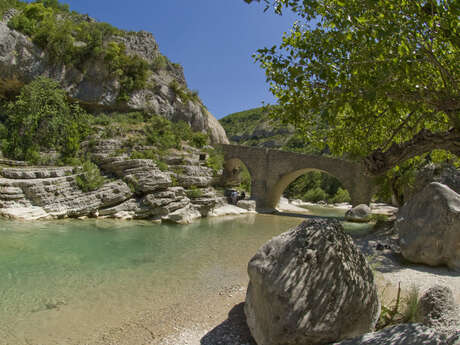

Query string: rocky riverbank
[0,142,256,223]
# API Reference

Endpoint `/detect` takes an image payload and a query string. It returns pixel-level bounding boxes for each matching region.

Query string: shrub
[75,160,104,192]
[155,160,168,171]
[191,132,208,148]
[186,186,202,199]
[4,77,91,161]
[151,54,168,71]
[329,187,351,204]
[303,187,327,203]
[205,149,224,176]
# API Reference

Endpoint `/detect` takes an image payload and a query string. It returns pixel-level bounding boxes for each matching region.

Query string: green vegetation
[1,77,90,163]
[169,80,201,104]
[377,284,420,330]
[283,171,350,204]
[205,148,224,176]
[75,160,105,192]
[250,0,459,174]
[185,186,202,199]
[8,0,149,100]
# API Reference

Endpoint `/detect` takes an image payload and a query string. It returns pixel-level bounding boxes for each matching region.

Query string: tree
[245,0,459,175]
[4,77,90,161]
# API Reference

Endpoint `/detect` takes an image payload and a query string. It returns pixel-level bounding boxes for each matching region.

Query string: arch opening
[269,168,352,210]
[221,157,253,196]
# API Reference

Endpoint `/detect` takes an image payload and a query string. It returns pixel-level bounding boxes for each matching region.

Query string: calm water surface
[0,209,372,344]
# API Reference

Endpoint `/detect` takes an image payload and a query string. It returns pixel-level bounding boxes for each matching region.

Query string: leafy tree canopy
[246,0,459,175]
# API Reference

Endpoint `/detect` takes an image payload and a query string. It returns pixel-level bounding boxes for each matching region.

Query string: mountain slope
[0,1,228,143]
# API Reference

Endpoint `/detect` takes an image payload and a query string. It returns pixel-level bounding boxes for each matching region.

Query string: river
[0,207,373,344]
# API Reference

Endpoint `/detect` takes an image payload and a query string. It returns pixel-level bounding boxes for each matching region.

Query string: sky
[53,0,297,119]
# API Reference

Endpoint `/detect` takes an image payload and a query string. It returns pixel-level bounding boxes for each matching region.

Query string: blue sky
[54,0,297,119]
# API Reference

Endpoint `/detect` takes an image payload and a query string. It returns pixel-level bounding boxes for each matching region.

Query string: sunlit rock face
[244,218,380,345]
[396,182,460,271]
[0,16,228,144]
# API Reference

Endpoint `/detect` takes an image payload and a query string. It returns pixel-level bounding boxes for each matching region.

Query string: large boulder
[396,182,460,271]
[244,219,380,345]
[331,323,448,345]
[345,204,372,223]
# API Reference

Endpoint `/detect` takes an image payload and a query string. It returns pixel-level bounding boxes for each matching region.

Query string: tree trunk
[364,128,460,176]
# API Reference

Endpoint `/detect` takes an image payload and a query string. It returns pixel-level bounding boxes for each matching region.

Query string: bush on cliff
[75,161,105,192]
[3,77,91,162]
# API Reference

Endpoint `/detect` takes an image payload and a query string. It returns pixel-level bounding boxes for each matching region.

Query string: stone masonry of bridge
[220,144,377,212]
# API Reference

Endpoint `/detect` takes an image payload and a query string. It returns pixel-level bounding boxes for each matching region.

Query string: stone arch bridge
[220,144,376,212]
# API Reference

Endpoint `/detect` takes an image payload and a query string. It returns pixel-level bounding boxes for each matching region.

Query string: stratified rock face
[331,323,448,345]
[396,182,460,271]
[244,218,380,345]
[417,285,459,336]
[345,204,372,223]
[0,17,228,144]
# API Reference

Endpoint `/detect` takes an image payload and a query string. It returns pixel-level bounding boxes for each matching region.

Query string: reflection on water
[0,208,373,344]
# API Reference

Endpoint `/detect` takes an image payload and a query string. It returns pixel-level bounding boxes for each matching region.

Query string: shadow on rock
[200,303,256,345]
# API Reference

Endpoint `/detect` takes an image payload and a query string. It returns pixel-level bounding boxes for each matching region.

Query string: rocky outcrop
[331,323,449,345]
[244,219,380,345]
[0,16,228,144]
[417,285,459,337]
[0,147,226,223]
[345,204,372,223]
[396,182,460,271]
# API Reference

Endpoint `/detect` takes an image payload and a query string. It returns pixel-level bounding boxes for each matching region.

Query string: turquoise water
[0,210,373,344]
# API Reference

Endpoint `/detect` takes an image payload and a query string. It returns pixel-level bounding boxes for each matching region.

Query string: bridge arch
[220,144,376,212]
[268,168,354,209]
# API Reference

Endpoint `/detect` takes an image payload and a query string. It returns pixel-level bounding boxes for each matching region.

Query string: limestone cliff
[0,10,228,144]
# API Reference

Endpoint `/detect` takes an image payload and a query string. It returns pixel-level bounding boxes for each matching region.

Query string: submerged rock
[244,218,380,345]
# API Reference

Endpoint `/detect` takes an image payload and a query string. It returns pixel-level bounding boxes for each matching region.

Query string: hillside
[0,0,228,143]
[219,107,295,148]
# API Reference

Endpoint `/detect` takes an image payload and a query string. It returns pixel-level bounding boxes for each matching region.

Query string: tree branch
[364,128,460,175]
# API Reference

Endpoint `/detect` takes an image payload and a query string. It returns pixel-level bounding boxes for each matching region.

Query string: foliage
[75,160,104,192]
[8,1,149,99]
[145,115,181,150]
[374,150,460,204]
[377,284,420,330]
[191,132,208,148]
[104,42,149,101]
[329,187,351,204]
[239,164,252,193]
[4,77,91,161]
[143,115,208,151]
[169,80,201,104]
[284,171,345,202]
[151,54,168,71]
[205,148,224,176]
[302,186,327,203]
[252,0,459,167]
[185,186,202,199]
[0,0,24,17]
